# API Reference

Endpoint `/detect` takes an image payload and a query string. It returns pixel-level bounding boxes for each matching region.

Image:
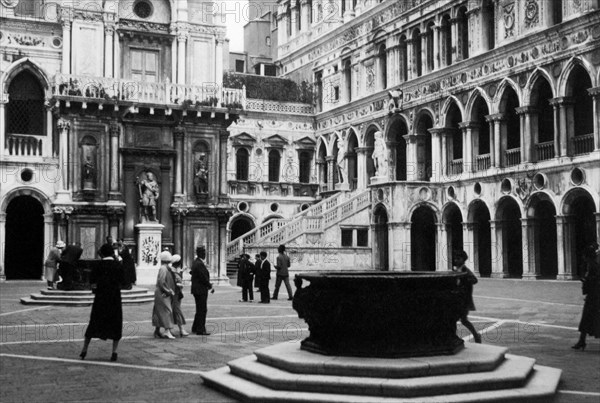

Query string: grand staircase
[226,189,371,262]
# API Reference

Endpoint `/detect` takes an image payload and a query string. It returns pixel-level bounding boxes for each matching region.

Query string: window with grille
[235,60,245,73]
[236,148,249,180]
[7,71,44,136]
[268,149,281,182]
[357,229,369,247]
[341,229,353,247]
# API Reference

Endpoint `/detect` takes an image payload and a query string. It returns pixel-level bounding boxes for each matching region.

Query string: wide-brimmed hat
[159,251,172,262]
[56,241,66,249]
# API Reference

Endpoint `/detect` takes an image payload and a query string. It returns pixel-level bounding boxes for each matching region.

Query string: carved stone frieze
[8,34,45,46]
[119,19,170,34]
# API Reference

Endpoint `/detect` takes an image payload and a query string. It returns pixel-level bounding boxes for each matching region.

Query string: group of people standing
[152,246,213,339]
[236,245,293,304]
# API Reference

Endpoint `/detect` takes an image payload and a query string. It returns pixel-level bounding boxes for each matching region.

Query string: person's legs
[283,276,293,299]
[80,337,91,359]
[572,332,587,349]
[248,281,254,301]
[460,316,481,343]
[272,276,283,299]
[111,340,119,361]
[192,294,201,333]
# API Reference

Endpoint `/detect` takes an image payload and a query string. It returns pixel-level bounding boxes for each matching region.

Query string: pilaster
[588,87,600,150]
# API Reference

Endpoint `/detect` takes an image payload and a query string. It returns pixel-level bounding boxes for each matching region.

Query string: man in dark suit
[59,242,83,290]
[258,251,271,303]
[191,246,212,335]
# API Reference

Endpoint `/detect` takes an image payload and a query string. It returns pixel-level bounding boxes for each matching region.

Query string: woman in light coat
[152,251,176,339]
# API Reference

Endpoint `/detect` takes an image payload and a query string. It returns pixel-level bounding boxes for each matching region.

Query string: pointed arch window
[7,71,45,136]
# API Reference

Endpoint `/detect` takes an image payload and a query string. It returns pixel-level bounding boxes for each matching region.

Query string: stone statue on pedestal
[372,131,388,177]
[194,154,209,194]
[336,137,347,184]
[136,171,160,222]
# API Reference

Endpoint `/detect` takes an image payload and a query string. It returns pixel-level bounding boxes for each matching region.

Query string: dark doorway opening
[5,195,44,279]
[444,204,463,269]
[536,200,558,278]
[230,217,255,241]
[373,206,389,271]
[571,195,596,278]
[499,198,522,278]
[411,206,437,271]
[471,201,492,277]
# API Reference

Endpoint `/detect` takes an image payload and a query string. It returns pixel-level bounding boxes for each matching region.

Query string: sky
[216,0,250,52]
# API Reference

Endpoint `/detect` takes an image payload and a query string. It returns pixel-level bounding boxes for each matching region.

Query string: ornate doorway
[5,195,44,279]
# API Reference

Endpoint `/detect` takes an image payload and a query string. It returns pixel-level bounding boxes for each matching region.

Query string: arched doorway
[565,64,594,155]
[471,95,491,170]
[386,118,408,181]
[469,200,492,277]
[530,76,554,160]
[497,197,522,277]
[563,189,597,278]
[499,86,520,166]
[415,113,433,181]
[443,203,463,269]
[411,205,437,271]
[529,196,558,278]
[229,216,255,241]
[373,205,389,271]
[5,195,44,279]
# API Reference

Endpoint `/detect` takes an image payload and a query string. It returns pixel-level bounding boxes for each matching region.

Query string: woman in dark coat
[452,250,482,343]
[79,244,124,361]
[572,244,600,350]
[118,241,136,290]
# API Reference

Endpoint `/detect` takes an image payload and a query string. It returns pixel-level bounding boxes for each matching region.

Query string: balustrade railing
[448,159,463,175]
[475,154,491,171]
[505,148,521,166]
[225,189,370,261]
[5,134,45,157]
[53,74,245,109]
[573,133,594,155]
[536,141,554,161]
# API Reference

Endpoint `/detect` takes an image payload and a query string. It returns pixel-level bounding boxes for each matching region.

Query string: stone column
[437,224,451,271]
[60,11,72,74]
[104,24,115,78]
[386,141,398,181]
[521,218,537,279]
[172,209,187,255]
[450,17,459,63]
[108,208,122,241]
[459,122,475,173]
[114,32,121,79]
[108,122,121,200]
[550,97,573,157]
[489,220,506,278]
[420,31,428,75]
[428,128,444,182]
[515,106,535,163]
[316,159,325,190]
[355,147,368,189]
[301,0,311,31]
[177,29,188,85]
[486,113,504,168]
[220,131,229,196]
[433,24,440,71]
[57,119,71,194]
[406,38,414,81]
[170,35,177,84]
[556,215,576,280]
[326,156,335,191]
[173,126,185,199]
[463,222,476,274]
[0,212,5,280]
[403,134,418,181]
[588,87,600,150]
[441,131,449,178]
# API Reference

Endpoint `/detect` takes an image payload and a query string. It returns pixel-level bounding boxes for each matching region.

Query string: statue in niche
[81,142,97,190]
[194,153,209,195]
[372,131,388,177]
[136,171,160,222]
[336,136,347,184]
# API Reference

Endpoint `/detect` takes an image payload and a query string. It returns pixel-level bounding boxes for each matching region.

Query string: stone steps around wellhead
[201,364,561,403]
[227,354,535,398]
[200,342,562,402]
[253,341,507,378]
[20,287,154,306]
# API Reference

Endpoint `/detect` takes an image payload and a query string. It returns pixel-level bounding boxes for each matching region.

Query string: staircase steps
[201,342,561,402]
[20,287,154,306]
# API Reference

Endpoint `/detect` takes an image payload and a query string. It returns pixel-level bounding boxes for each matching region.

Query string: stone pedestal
[135,222,164,285]
[370,175,389,185]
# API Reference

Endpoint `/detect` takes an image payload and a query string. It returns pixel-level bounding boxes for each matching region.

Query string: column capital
[403,134,418,143]
[325,156,336,162]
[427,127,447,136]
[173,125,186,139]
[549,96,574,106]
[104,23,116,36]
[514,105,537,115]
[485,113,506,122]
[354,146,372,154]
[59,8,73,27]
[109,122,120,137]
[466,7,481,17]
[57,118,71,132]
[587,87,600,97]
[458,121,480,130]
